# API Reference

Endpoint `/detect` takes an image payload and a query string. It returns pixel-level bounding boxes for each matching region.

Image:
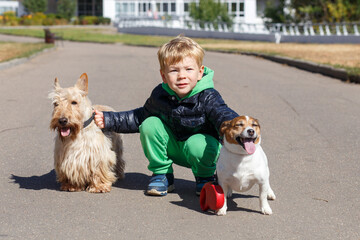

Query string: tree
[263,0,360,23]
[57,0,77,21]
[263,0,291,24]
[23,0,47,14]
[189,0,232,30]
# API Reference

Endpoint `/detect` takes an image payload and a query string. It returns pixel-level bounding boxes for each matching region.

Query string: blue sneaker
[146,174,175,196]
[195,175,216,196]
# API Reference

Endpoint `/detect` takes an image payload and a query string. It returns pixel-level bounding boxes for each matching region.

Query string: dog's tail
[112,132,125,179]
[103,130,125,179]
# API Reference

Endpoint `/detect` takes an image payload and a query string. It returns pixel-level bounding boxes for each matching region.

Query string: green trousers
[139,116,221,177]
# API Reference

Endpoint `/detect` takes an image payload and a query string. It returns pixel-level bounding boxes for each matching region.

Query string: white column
[244,0,256,24]
[103,0,116,22]
[176,0,182,15]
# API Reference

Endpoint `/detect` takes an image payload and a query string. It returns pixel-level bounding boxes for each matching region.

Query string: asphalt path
[0,36,359,240]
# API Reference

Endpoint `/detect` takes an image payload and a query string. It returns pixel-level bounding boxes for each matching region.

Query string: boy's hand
[93,110,105,129]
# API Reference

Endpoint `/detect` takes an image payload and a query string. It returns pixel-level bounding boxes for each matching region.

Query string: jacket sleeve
[205,89,239,131]
[103,107,146,133]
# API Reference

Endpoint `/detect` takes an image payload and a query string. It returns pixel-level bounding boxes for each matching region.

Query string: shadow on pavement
[10,169,60,191]
[114,172,149,191]
[170,178,261,214]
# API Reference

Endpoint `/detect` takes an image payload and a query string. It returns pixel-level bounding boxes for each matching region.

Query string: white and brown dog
[216,116,276,215]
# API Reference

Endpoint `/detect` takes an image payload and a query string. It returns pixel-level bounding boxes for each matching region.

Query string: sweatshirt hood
[162,66,214,100]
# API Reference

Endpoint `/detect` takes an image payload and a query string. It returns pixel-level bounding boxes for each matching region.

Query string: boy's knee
[186,135,220,160]
[140,116,163,136]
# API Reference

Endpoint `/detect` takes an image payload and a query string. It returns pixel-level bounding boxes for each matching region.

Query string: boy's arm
[102,107,146,133]
[205,89,239,131]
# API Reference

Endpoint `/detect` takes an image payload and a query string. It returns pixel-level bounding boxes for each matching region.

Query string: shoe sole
[146,184,175,196]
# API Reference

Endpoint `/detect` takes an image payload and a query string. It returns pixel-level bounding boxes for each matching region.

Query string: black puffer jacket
[103,67,238,141]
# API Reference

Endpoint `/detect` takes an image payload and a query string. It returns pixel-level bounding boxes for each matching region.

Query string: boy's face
[160,56,204,99]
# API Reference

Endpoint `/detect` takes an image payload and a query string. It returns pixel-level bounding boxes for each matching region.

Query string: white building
[0,0,270,25]
[104,0,269,24]
[0,0,20,15]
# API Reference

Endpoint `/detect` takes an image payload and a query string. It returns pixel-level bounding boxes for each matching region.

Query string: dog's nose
[58,118,68,126]
[247,129,255,136]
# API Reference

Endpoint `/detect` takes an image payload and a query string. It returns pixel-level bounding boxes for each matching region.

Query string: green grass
[0,27,359,77]
[0,41,53,62]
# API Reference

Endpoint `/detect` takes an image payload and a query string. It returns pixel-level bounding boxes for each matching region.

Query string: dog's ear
[220,120,231,136]
[54,77,61,89]
[75,73,88,95]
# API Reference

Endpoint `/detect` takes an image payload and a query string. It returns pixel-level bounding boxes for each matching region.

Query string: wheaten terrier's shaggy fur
[49,73,125,193]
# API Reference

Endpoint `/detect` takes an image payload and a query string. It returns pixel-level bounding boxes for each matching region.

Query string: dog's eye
[53,102,59,107]
[71,101,77,105]
[235,123,244,127]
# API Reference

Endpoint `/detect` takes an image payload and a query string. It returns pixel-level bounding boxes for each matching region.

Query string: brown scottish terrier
[49,73,125,193]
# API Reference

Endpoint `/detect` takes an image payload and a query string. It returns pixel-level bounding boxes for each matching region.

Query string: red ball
[200,182,225,211]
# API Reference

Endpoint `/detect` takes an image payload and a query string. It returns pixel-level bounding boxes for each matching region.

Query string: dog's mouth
[236,136,256,155]
[59,127,71,137]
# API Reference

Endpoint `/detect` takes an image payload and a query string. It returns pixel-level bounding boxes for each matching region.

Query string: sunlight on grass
[0,27,359,75]
[0,42,53,62]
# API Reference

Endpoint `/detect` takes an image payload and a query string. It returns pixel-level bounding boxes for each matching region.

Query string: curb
[237,52,359,84]
[0,45,57,71]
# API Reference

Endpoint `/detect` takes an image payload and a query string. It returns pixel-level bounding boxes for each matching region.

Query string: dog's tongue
[60,128,70,137]
[244,140,256,155]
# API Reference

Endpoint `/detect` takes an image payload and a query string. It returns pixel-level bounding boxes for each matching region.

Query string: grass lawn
[0,41,53,62]
[0,26,359,75]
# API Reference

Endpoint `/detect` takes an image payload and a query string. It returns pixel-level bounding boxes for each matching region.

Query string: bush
[1,11,19,26]
[32,12,47,25]
[189,0,232,30]
[1,12,110,26]
[80,16,99,25]
[98,17,111,25]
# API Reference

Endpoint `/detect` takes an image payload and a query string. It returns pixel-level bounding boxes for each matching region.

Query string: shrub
[98,17,111,25]
[80,16,99,25]
[31,12,46,25]
[1,11,19,26]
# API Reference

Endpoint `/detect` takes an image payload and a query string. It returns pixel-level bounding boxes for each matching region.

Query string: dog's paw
[216,207,227,216]
[86,185,111,193]
[60,183,84,192]
[261,205,273,215]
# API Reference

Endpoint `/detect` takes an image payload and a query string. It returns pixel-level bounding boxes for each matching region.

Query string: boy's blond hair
[157,35,204,71]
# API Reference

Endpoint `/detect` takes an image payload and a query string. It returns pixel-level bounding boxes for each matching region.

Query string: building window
[78,0,103,17]
[184,2,189,12]
[231,2,236,12]
[228,1,244,17]
[116,2,135,17]
[239,2,244,16]
[163,3,168,13]
[171,2,176,12]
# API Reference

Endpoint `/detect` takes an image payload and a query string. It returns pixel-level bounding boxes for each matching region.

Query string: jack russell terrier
[216,116,276,216]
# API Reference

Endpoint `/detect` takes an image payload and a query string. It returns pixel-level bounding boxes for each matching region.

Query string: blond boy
[94,36,238,196]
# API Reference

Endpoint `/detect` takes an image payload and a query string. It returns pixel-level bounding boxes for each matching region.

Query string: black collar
[83,112,96,128]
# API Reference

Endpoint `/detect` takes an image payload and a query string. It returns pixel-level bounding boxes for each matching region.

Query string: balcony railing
[117,18,360,36]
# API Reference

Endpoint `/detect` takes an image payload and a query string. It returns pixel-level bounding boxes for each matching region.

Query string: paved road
[0,36,359,240]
